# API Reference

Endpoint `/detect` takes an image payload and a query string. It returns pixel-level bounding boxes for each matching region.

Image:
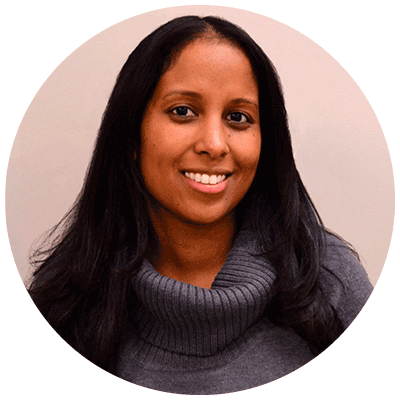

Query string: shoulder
[323,233,363,279]
[320,232,373,328]
[322,233,369,286]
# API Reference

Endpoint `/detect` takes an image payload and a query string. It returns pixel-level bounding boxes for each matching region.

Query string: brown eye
[228,112,249,123]
[172,107,195,117]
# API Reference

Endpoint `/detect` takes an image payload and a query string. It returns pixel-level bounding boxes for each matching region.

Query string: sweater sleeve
[321,234,374,329]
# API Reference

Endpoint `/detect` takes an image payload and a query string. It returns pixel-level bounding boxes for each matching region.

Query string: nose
[193,117,229,159]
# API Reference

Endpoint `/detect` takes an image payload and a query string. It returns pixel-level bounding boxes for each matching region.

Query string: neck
[146,204,237,289]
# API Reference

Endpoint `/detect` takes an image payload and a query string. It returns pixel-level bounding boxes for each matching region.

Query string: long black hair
[28,15,347,373]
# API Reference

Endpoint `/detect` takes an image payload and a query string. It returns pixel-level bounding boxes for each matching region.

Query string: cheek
[237,135,262,176]
[140,128,162,188]
[140,136,154,174]
[140,117,167,170]
[141,115,186,162]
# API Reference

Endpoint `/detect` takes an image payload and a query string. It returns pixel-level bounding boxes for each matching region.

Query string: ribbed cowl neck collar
[129,229,276,366]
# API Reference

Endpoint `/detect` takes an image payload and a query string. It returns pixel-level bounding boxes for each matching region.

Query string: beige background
[6,5,394,287]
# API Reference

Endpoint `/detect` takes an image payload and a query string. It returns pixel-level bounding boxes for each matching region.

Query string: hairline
[163,25,249,75]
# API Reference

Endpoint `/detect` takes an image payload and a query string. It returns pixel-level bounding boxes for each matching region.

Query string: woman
[28,15,372,394]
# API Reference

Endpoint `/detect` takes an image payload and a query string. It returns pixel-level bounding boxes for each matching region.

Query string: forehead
[154,39,258,99]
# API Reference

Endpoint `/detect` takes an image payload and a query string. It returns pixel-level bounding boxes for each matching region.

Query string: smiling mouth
[183,171,230,185]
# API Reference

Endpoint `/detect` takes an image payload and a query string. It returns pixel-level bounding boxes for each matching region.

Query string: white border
[2,1,399,399]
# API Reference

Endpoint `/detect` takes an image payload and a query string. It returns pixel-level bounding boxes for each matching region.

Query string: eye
[171,106,196,117]
[227,112,250,124]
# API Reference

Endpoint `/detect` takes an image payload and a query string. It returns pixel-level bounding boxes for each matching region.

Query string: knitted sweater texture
[117,229,373,394]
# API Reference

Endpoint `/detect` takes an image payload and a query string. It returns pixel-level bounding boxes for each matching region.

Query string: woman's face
[140,39,261,225]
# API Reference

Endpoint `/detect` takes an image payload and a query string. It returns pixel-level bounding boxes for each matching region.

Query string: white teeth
[201,174,209,184]
[185,172,227,185]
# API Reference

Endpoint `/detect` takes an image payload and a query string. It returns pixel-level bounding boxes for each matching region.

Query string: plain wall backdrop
[6,6,394,286]
[2,2,399,400]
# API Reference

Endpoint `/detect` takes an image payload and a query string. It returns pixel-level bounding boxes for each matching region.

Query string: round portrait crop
[6,8,394,396]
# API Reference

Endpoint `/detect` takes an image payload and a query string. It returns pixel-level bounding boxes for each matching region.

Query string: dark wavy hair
[28,15,348,374]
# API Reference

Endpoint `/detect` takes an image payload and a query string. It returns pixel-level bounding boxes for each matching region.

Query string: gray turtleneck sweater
[117,230,373,394]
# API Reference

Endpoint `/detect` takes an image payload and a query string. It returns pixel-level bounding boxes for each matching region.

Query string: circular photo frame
[4,3,397,399]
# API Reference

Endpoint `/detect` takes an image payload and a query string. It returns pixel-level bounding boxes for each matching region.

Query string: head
[140,37,263,227]
[84,16,296,239]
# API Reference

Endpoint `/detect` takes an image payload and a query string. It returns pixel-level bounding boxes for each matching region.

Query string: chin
[149,195,237,227]
[177,208,236,227]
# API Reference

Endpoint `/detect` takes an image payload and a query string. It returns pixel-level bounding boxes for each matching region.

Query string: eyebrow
[162,90,259,108]
[230,97,259,108]
[162,90,203,100]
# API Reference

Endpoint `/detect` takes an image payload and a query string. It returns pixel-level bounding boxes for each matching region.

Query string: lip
[182,168,232,176]
[183,172,230,194]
